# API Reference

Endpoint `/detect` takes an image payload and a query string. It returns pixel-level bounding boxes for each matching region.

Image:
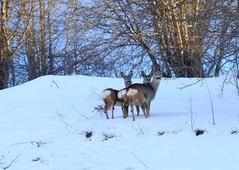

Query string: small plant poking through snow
[133,124,149,135]
[195,129,206,136]
[188,94,197,131]
[1,141,48,169]
[157,129,182,136]
[158,131,165,136]
[231,128,239,135]
[102,133,116,141]
[32,157,41,162]
[204,80,216,125]
[85,131,93,138]
[94,105,103,112]
[80,130,94,141]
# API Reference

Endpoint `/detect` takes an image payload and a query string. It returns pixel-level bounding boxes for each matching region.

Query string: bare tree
[148,0,209,77]
[0,0,11,89]
[19,0,66,81]
[76,0,239,78]
[2,0,239,89]
[76,0,155,74]
[204,0,239,77]
[0,0,28,89]
[21,0,38,80]
[73,0,208,77]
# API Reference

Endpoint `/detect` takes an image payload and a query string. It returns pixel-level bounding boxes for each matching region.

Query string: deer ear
[129,70,133,77]
[141,71,146,77]
[121,72,125,78]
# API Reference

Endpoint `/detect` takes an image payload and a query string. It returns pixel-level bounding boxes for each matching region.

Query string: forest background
[0,0,239,89]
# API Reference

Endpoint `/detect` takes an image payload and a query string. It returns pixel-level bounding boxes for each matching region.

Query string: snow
[0,75,238,170]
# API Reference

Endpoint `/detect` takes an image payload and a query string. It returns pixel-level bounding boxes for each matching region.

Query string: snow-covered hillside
[0,75,238,170]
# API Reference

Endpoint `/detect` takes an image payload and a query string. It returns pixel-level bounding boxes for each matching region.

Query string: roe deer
[142,71,153,84]
[121,66,162,121]
[101,70,133,119]
[118,71,153,118]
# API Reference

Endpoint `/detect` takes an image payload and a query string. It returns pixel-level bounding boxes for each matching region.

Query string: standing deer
[101,70,133,119]
[120,66,163,121]
[142,71,153,84]
[118,71,153,118]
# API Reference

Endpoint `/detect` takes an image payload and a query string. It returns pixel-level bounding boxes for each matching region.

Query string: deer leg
[147,107,151,117]
[125,105,129,117]
[112,105,115,119]
[130,102,135,121]
[121,103,128,118]
[121,105,125,118]
[104,105,109,119]
[138,100,147,118]
[145,106,149,118]
[140,105,146,117]
[145,102,151,118]
[123,107,127,118]
[112,100,118,119]
[136,105,140,116]
[148,102,152,117]
[105,111,109,119]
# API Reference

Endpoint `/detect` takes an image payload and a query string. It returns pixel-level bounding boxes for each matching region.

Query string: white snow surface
[0,75,239,170]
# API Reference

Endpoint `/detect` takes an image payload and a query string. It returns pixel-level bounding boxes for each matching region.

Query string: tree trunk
[149,0,205,77]
[40,0,48,75]
[0,60,10,89]
[170,52,203,78]
[21,0,38,81]
[0,0,11,89]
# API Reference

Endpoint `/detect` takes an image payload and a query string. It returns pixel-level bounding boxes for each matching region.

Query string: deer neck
[150,79,160,93]
[125,82,132,88]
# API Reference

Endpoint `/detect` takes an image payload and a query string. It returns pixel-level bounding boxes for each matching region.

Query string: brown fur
[101,71,133,119]
[102,88,121,119]
[126,67,162,121]
[118,71,153,118]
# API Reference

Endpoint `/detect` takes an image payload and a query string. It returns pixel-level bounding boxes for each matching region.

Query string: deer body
[122,67,162,121]
[118,71,153,118]
[101,88,121,119]
[101,70,132,119]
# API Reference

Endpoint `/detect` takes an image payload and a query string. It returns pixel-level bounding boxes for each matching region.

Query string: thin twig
[71,104,89,119]
[5,141,47,148]
[130,151,148,169]
[133,124,149,135]
[178,78,204,90]
[219,74,229,98]
[188,93,197,131]
[56,109,72,130]
[204,80,216,125]
[3,154,21,170]
[2,141,47,169]
[52,80,60,88]
[89,87,102,99]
